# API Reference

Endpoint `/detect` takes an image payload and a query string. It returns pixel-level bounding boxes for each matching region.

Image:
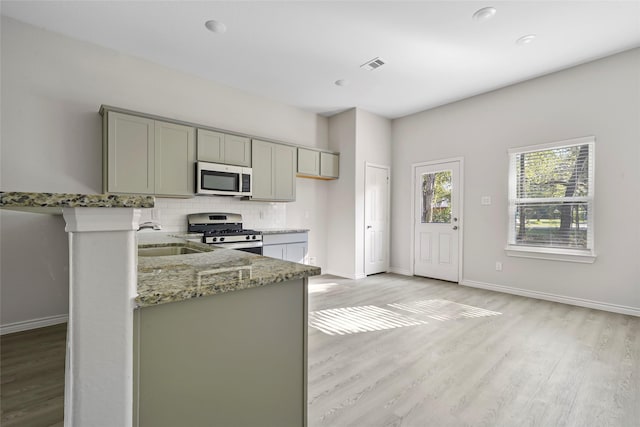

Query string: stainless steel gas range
[187,212,263,254]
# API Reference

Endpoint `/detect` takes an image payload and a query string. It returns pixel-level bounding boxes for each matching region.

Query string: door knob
[366,225,372,229]
[452,226,458,230]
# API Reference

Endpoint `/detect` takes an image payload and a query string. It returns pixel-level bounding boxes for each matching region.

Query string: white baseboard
[462,280,640,317]
[389,266,412,276]
[1,314,68,335]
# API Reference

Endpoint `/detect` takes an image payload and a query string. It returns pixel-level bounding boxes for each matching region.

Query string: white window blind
[507,136,595,258]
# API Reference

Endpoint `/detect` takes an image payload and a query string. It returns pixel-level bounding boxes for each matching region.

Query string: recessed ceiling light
[334,79,349,87]
[516,34,537,45]
[205,20,227,34]
[472,7,497,22]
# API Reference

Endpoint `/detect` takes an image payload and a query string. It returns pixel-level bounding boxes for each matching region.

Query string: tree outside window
[508,137,595,253]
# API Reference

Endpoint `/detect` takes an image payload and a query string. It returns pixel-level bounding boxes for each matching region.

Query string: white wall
[391,48,640,311]
[325,108,392,279]
[325,109,357,278]
[0,17,330,327]
[354,109,392,278]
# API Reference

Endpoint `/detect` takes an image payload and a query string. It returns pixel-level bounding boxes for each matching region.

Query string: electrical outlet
[259,210,264,220]
[481,196,492,206]
[495,262,503,271]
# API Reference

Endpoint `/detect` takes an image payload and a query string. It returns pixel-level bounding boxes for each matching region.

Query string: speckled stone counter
[256,228,310,234]
[136,234,320,307]
[0,191,154,214]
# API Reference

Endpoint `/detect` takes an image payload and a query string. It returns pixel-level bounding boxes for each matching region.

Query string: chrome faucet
[138,221,162,231]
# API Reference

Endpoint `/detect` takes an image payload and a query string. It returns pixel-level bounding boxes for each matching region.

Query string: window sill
[504,245,596,264]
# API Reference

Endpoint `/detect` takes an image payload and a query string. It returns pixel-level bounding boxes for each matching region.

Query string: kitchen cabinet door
[297,148,320,176]
[251,139,275,200]
[274,144,296,201]
[224,134,251,167]
[251,140,296,201]
[197,130,250,167]
[320,152,340,178]
[196,129,224,163]
[262,244,286,260]
[155,121,196,197]
[105,112,155,194]
[283,242,307,264]
[262,232,308,263]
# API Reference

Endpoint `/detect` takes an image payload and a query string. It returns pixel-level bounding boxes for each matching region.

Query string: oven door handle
[210,241,263,250]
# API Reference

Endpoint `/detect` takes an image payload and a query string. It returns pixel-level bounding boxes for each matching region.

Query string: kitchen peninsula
[1,192,320,427]
[136,234,320,427]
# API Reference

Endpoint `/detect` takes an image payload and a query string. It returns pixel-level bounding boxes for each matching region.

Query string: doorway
[364,163,390,275]
[413,159,462,282]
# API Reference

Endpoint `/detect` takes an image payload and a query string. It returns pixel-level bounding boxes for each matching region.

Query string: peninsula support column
[62,208,141,427]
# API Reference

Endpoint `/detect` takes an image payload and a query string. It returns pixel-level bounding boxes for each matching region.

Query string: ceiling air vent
[360,57,386,71]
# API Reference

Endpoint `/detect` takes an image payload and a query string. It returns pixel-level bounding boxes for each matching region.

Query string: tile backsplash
[139,196,287,232]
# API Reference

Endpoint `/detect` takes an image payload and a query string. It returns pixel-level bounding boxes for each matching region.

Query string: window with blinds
[507,136,595,256]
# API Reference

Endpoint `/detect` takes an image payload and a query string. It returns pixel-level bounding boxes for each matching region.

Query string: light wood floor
[1,323,66,427]
[2,274,638,427]
[307,274,640,427]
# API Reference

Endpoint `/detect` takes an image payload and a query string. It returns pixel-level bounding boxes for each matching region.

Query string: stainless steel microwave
[196,161,252,196]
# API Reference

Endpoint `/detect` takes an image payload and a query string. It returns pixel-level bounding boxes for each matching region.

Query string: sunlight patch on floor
[388,299,502,321]
[309,305,429,336]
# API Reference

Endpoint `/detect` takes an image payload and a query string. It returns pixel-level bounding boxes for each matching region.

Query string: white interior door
[414,161,460,282]
[365,164,390,275]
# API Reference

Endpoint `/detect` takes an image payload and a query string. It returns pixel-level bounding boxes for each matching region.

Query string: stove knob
[246,235,250,240]
[220,237,225,242]
[252,235,257,240]
[211,237,217,242]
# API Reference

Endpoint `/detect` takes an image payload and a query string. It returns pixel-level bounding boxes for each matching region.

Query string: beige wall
[391,48,640,311]
[0,17,329,327]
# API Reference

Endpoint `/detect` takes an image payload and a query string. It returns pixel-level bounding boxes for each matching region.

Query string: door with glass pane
[414,161,460,282]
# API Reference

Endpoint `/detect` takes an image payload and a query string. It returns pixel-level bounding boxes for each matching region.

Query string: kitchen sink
[138,245,209,257]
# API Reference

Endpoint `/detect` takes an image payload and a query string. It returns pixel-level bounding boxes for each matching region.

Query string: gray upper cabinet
[102,105,339,198]
[297,148,320,176]
[196,129,224,163]
[104,110,195,197]
[251,139,296,202]
[296,147,339,179]
[320,152,339,178]
[105,112,155,194]
[155,122,196,197]
[224,134,251,167]
[197,129,251,167]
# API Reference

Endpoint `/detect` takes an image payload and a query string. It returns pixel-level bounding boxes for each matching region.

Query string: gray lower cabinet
[133,279,307,427]
[262,232,308,263]
[197,129,251,167]
[103,111,195,197]
[251,139,296,201]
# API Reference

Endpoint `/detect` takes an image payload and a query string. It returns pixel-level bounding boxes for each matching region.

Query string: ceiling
[2,1,639,119]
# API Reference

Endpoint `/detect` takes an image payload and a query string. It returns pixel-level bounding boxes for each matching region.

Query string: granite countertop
[0,191,154,214]
[136,234,320,307]
[256,228,310,235]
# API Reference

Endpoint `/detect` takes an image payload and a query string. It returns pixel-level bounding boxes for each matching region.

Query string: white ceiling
[2,1,639,118]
